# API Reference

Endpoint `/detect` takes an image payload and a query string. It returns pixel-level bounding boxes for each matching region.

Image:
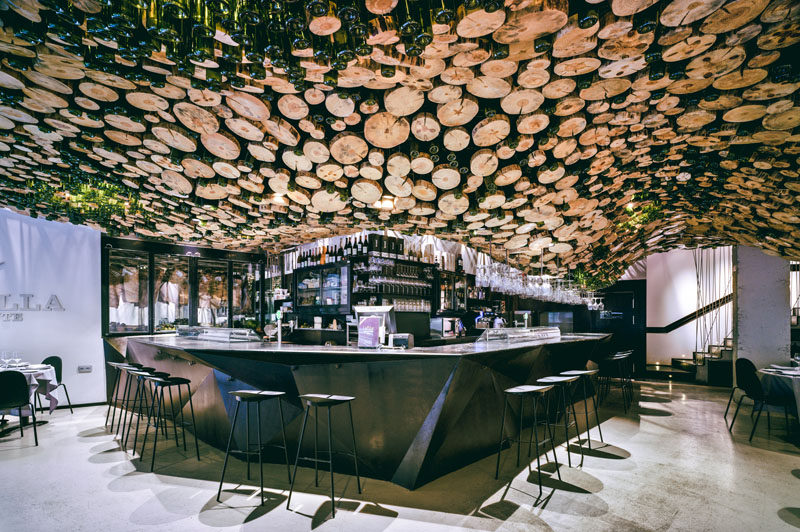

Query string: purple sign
[358,316,381,348]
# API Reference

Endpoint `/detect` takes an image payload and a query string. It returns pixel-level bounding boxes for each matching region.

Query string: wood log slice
[386,152,412,176]
[443,126,472,151]
[410,112,441,141]
[227,92,270,121]
[316,162,344,181]
[713,68,769,90]
[495,164,522,186]
[351,178,383,204]
[325,92,356,118]
[431,165,461,190]
[660,0,726,26]
[84,70,135,90]
[685,46,746,79]
[311,188,347,212]
[493,1,569,44]
[517,113,550,134]
[472,115,511,146]
[182,158,216,179]
[466,75,512,99]
[598,31,654,60]
[456,7,507,38]
[262,117,301,146]
[225,118,266,142]
[663,34,717,62]
[438,191,469,215]
[277,94,309,120]
[700,0,771,34]
[363,112,410,148]
[201,131,241,159]
[553,56,602,77]
[763,108,800,130]
[126,92,169,112]
[412,179,438,201]
[151,124,197,152]
[385,174,413,196]
[611,0,658,16]
[330,132,370,163]
[173,102,219,135]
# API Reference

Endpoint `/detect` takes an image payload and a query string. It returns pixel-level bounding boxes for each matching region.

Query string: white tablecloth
[759,368,800,417]
[0,366,61,416]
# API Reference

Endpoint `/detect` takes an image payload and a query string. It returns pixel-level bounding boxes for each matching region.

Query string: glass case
[296,269,321,307]
[197,260,229,327]
[476,326,562,344]
[108,250,149,333]
[153,255,190,331]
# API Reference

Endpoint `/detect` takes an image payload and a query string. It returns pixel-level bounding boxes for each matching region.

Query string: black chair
[728,358,793,441]
[0,371,38,446]
[38,356,73,414]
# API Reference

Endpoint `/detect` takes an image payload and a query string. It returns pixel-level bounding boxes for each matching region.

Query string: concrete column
[734,246,790,368]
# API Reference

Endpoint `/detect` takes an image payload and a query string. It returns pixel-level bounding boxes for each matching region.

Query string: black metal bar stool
[117,365,154,438]
[537,375,584,468]
[216,390,291,505]
[561,369,604,449]
[139,376,200,472]
[599,352,633,412]
[104,362,127,427]
[286,394,361,518]
[109,363,143,433]
[123,369,171,453]
[494,384,561,497]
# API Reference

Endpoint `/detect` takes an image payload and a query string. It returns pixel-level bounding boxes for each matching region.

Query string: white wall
[646,248,732,364]
[647,249,698,364]
[0,209,104,404]
[735,246,790,368]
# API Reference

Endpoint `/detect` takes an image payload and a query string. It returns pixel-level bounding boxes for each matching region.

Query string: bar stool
[561,369,604,449]
[599,352,633,412]
[118,366,154,440]
[107,362,142,432]
[123,369,171,453]
[286,394,361,518]
[139,376,200,472]
[216,390,291,505]
[494,384,561,497]
[104,362,126,428]
[537,375,584,468]
[117,365,153,437]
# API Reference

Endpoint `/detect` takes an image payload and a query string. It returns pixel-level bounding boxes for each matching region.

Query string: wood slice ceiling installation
[0,0,799,285]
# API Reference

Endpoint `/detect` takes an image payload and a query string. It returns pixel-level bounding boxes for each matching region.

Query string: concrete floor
[1,381,798,532]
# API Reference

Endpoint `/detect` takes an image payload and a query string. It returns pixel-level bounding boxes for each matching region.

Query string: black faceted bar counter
[121,333,610,489]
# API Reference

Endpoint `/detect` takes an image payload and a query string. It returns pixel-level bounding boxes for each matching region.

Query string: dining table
[0,363,62,416]
[759,362,800,418]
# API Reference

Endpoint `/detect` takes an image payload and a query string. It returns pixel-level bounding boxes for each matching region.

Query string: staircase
[665,337,733,386]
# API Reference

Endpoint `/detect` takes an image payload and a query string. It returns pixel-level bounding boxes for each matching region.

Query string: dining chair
[728,358,793,441]
[0,370,38,446]
[38,356,73,414]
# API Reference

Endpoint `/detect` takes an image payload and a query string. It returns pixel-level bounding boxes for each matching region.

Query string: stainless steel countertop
[132,332,608,358]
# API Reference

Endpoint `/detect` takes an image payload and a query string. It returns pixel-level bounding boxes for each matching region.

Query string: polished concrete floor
[1,381,798,532]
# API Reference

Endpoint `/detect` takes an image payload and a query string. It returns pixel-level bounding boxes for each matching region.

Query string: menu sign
[358,315,381,348]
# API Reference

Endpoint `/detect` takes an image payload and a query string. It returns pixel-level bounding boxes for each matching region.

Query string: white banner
[0,209,104,404]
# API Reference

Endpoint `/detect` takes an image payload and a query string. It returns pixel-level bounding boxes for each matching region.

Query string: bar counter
[120,332,611,489]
